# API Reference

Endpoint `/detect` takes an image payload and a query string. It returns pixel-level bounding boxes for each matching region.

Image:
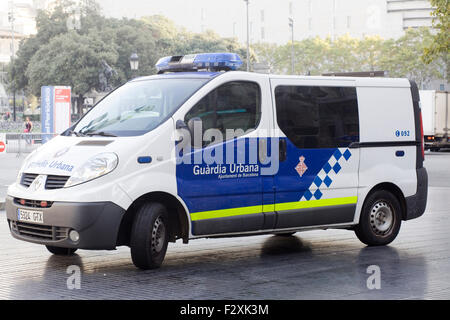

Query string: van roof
[130,72,221,82]
[131,71,411,88]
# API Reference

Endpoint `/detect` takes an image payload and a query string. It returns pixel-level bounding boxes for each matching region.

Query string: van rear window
[275,86,360,149]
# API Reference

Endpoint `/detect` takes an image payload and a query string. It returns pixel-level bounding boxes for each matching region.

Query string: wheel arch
[116,191,190,247]
[362,182,407,221]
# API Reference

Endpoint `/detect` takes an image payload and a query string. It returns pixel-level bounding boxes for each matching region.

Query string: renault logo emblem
[31,175,46,191]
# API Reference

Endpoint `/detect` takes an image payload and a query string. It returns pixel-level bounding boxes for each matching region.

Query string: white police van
[6,53,428,269]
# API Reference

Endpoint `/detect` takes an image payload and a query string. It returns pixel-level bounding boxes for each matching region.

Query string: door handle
[279,138,287,162]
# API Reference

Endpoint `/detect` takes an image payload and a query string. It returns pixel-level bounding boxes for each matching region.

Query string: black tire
[354,190,402,246]
[130,202,169,270]
[46,245,77,255]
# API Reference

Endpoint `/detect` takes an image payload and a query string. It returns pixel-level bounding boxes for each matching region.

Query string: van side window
[185,81,261,145]
[275,86,359,148]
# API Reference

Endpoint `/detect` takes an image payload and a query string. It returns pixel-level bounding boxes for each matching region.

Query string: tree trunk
[77,94,84,117]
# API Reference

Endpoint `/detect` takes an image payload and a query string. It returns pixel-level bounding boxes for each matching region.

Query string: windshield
[73,78,208,137]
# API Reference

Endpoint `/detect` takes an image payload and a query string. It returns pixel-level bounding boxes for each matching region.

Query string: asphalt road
[0,151,449,300]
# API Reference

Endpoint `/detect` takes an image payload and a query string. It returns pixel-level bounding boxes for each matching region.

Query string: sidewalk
[0,153,25,210]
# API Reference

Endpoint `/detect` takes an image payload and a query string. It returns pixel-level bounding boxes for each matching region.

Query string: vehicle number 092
[395,130,410,137]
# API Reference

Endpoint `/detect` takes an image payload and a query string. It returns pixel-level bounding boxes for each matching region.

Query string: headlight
[65,153,118,188]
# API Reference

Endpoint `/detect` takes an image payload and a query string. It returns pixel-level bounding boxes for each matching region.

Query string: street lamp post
[289,17,294,75]
[331,0,336,41]
[129,53,139,78]
[244,0,250,72]
[8,1,16,121]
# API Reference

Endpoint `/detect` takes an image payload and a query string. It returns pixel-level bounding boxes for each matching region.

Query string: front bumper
[5,196,126,250]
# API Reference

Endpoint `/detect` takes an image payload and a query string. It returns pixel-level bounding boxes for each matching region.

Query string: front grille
[14,198,53,208]
[9,220,69,241]
[45,175,70,189]
[20,173,38,188]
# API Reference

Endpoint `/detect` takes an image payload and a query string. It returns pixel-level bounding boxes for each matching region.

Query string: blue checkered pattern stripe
[301,148,352,201]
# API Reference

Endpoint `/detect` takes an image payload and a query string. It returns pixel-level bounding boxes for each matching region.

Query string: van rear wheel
[130,202,169,270]
[46,245,77,255]
[354,190,402,246]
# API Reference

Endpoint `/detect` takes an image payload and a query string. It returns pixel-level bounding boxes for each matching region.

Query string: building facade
[387,0,434,29]
[97,0,435,44]
[0,1,37,65]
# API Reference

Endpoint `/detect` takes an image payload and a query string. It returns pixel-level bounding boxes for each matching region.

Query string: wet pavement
[0,151,449,300]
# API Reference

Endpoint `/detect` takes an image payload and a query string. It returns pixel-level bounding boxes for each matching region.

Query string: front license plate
[17,208,44,224]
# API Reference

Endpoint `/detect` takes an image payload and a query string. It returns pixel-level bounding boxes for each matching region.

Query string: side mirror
[176,119,188,130]
[187,117,203,148]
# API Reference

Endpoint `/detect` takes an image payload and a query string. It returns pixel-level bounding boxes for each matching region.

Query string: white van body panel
[353,84,418,222]
[357,86,416,142]
[354,145,417,223]
[7,118,181,211]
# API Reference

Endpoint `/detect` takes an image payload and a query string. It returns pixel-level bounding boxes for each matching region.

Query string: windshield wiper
[85,131,117,137]
[68,130,86,137]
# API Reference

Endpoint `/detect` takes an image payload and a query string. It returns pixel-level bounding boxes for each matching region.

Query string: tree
[141,15,179,39]
[8,0,76,93]
[26,31,118,108]
[327,34,360,72]
[381,28,446,88]
[97,20,162,81]
[10,0,253,101]
[423,0,449,82]
[252,42,285,74]
[423,0,449,62]
[356,35,387,72]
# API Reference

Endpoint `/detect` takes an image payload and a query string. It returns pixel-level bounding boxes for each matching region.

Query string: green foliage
[26,31,118,96]
[381,28,446,87]
[10,0,444,97]
[423,0,449,63]
[253,28,446,88]
[8,0,249,98]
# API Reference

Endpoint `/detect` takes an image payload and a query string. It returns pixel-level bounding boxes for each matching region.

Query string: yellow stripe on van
[274,196,358,212]
[190,196,357,221]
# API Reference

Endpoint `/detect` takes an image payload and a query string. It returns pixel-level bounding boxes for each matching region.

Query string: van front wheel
[354,190,402,246]
[130,202,169,270]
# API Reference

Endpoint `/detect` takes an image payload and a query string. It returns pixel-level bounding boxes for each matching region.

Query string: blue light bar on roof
[155,53,243,73]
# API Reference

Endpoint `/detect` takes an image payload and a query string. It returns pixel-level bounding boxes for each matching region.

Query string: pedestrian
[24,117,33,144]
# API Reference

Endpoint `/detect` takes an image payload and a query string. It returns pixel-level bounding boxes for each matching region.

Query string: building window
[261,27,265,40]
[289,2,293,15]
[308,18,312,31]
[201,8,205,20]
[261,10,265,23]
[347,16,351,28]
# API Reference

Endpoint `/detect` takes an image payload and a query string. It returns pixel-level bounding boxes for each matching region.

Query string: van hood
[22,136,117,176]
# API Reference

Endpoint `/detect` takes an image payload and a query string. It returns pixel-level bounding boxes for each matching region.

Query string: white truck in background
[420,90,450,151]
